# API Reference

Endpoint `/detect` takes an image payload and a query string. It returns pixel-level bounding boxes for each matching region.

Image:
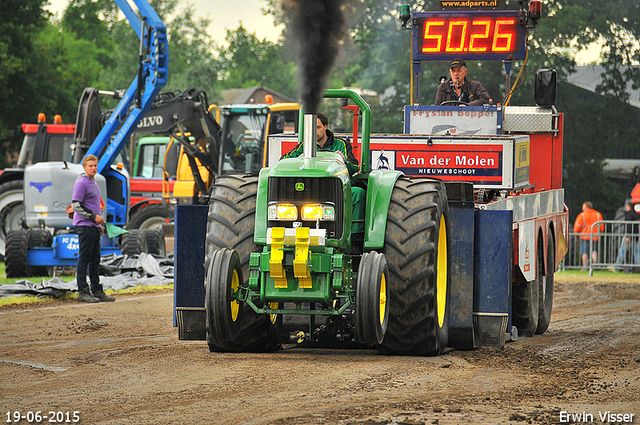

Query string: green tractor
[203,89,450,355]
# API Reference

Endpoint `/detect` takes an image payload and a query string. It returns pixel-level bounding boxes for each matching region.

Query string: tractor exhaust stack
[303,113,317,158]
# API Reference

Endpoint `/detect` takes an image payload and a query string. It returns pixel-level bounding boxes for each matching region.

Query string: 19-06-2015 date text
[6,411,80,423]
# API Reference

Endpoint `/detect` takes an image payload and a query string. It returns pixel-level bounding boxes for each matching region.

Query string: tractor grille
[268,176,344,239]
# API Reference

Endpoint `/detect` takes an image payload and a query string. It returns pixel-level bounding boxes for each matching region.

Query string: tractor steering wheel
[439,100,469,106]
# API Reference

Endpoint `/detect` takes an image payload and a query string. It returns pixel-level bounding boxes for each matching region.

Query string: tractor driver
[435,58,491,106]
[281,112,365,253]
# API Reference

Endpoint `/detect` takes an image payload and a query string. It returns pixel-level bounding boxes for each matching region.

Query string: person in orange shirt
[573,201,604,270]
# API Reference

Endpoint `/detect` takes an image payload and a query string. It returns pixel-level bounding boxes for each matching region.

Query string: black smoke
[284,0,348,114]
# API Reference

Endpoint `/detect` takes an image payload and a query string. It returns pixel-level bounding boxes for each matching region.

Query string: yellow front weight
[269,227,288,288]
[293,227,312,288]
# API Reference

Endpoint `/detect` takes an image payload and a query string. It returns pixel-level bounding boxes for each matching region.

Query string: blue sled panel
[173,204,208,340]
[473,209,513,347]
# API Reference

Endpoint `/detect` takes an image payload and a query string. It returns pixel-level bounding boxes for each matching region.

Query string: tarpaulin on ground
[0,253,174,299]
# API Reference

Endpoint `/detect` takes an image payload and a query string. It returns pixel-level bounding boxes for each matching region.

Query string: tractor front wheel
[205,248,276,352]
[205,174,279,352]
[355,251,389,346]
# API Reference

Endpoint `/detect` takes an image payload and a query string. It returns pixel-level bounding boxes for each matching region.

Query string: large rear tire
[378,177,450,356]
[355,251,389,346]
[0,180,25,257]
[5,230,29,278]
[205,175,278,352]
[536,228,555,334]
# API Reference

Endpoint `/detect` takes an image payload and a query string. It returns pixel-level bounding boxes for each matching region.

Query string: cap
[450,58,466,69]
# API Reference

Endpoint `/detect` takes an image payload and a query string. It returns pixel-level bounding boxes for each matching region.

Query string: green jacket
[281,130,360,177]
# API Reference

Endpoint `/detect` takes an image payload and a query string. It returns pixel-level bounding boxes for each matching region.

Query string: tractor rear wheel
[205,175,278,352]
[536,227,555,334]
[378,177,450,356]
[355,251,389,346]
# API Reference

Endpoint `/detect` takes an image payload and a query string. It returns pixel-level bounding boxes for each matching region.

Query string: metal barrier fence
[560,220,640,275]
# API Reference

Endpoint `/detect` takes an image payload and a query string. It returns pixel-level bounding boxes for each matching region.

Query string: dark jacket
[281,129,360,177]
[435,78,491,106]
[623,208,640,238]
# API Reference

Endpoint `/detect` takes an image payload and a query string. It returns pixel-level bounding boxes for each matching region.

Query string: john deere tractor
[202,89,450,355]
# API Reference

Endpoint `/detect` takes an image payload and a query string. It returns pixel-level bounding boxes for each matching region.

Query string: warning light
[53,114,62,124]
[38,113,46,123]
[265,94,274,104]
[528,0,542,26]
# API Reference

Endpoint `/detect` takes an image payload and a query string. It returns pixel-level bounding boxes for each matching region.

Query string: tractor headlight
[268,203,335,222]
[268,203,298,220]
[301,204,335,221]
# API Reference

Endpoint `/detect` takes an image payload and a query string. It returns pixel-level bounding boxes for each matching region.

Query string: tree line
[0,0,638,219]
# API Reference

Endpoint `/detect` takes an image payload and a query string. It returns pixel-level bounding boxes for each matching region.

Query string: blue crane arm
[86,0,169,175]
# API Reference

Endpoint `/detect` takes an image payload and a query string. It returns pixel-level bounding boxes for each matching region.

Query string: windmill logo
[30,181,52,193]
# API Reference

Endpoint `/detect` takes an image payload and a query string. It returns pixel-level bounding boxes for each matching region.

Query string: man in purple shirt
[72,154,115,303]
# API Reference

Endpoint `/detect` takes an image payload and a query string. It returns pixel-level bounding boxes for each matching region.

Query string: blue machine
[4,0,168,277]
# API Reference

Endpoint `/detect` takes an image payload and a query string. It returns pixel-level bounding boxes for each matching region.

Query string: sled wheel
[27,229,53,277]
[512,229,541,337]
[378,177,450,356]
[355,251,389,346]
[143,228,166,256]
[5,229,29,278]
[121,229,144,256]
[536,227,555,334]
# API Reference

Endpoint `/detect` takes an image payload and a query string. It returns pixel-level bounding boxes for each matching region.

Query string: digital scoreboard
[412,10,526,61]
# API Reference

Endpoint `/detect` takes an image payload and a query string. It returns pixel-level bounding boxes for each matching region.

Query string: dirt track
[1,279,639,425]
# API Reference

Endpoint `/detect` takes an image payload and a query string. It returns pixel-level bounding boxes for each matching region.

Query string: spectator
[72,155,115,303]
[573,201,604,271]
[610,202,640,273]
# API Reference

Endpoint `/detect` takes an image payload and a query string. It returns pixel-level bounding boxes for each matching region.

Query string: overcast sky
[45,0,283,45]
[45,0,600,63]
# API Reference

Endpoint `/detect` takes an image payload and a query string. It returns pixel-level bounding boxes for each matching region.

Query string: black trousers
[76,226,101,292]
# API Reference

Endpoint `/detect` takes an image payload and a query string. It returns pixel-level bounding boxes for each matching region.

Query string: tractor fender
[0,169,25,186]
[129,197,165,215]
[254,168,271,245]
[364,170,404,249]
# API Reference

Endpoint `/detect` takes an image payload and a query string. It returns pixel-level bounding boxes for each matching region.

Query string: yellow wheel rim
[268,302,279,324]
[436,215,448,328]
[379,272,387,326]
[230,269,240,322]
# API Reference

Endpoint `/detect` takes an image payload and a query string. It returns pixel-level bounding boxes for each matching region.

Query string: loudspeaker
[535,69,556,107]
